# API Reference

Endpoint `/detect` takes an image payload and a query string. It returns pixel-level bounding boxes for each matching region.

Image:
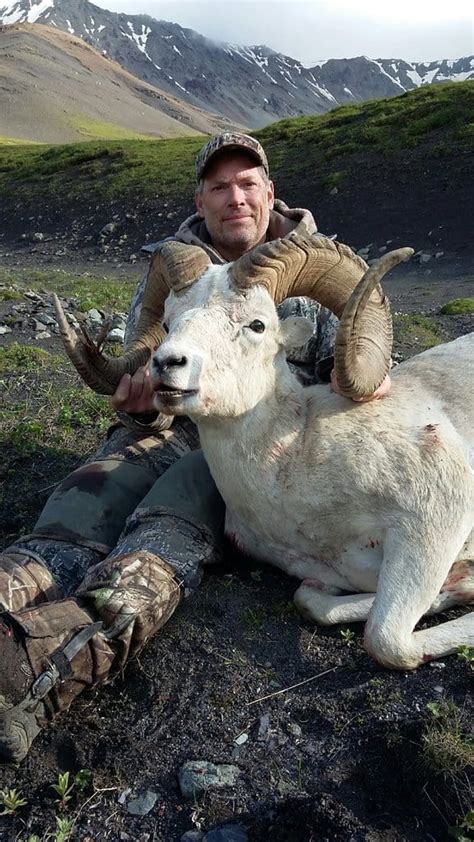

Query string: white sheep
[55,234,474,669]
[150,238,473,670]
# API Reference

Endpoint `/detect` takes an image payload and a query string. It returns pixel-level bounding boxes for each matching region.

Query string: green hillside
[0,82,471,199]
[0,81,472,255]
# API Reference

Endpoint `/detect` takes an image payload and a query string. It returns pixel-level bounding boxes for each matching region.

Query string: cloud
[92,1,474,63]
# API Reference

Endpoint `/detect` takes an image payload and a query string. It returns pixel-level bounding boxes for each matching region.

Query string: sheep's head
[54,233,412,405]
[151,268,313,418]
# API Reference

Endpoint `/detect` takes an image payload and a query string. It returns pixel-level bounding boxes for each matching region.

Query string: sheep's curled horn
[54,235,413,400]
[229,234,413,398]
[53,242,212,395]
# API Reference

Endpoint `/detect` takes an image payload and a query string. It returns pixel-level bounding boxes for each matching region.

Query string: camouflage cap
[195,132,269,182]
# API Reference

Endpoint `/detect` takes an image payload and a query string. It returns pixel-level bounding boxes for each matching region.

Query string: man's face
[195,153,274,261]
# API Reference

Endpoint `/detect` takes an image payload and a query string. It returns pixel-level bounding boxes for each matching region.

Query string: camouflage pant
[15,299,337,593]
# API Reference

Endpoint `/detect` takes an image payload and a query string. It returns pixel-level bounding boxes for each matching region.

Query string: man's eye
[248,320,265,333]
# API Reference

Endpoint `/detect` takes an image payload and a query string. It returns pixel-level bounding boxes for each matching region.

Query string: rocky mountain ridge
[1,0,473,127]
[0,23,234,142]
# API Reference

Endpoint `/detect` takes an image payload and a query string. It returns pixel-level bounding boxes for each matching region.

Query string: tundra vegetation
[0,82,472,209]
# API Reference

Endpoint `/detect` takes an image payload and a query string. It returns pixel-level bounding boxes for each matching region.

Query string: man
[0,133,382,764]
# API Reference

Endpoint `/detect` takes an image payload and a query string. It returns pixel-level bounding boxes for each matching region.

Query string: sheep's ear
[280,316,314,350]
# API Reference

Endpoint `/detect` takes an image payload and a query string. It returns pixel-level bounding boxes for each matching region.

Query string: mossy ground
[440,298,474,316]
[0,266,136,313]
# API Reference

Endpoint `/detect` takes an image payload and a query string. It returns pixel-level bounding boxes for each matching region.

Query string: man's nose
[227,184,245,204]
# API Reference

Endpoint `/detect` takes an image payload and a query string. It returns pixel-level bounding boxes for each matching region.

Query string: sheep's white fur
[151,266,474,669]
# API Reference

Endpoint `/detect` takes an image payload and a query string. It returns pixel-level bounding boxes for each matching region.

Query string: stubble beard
[218,215,268,258]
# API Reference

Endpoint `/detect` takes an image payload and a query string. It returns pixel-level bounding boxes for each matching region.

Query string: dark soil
[0,237,473,838]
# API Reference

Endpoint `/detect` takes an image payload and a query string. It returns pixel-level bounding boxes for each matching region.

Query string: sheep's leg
[364,524,474,670]
[294,579,375,624]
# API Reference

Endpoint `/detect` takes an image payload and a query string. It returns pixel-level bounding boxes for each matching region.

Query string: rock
[257,713,270,741]
[286,721,303,739]
[378,245,387,254]
[107,327,125,342]
[37,313,56,326]
[127,789,158,816]
[129,254,138,262]
[100,222,118,237]
[112,314,128,331]
[435,251,444,259]
[35,330,51,339]
[204,825,248,841]
[32,232,44,242]
[33,319,48,331]
[86,308,103,323]
[329,186,338,195]
[418,253,431,264]
[234,733,248,746]
[118,788,158,816]
[118,787,131,804]
[181,832,204,842]
[0,325,12,335]
[178,761,240,799]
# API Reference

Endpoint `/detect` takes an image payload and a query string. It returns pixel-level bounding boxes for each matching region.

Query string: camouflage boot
[0,551,180,764]
[0,545,63,613]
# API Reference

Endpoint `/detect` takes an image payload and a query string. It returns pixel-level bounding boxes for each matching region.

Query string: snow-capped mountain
[2,0,473,127]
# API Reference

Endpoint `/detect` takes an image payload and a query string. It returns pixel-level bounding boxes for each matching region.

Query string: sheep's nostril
[167,355,187,369]
[151,357,163,375]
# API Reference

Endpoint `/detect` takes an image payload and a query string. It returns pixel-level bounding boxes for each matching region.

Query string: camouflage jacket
[120,199,338,433]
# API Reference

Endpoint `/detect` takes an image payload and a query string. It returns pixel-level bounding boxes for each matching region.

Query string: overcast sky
[91,0,473,64]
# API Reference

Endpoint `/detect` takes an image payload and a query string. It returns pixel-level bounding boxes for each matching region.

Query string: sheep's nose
[153,354,188,375]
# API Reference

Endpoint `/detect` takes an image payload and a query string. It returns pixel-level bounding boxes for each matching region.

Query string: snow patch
[307,78,336,102]
[418,67,440,84]
[122,21,159,67]
[368,59,405,90]
[436,70,474,82]
[28,0,55,24]
[1,0,55,25]
[173,45,182,56]
[406,68,423,86]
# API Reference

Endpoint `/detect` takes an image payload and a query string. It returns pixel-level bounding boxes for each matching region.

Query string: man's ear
[195,188,204,218]
[267,180,275,210]
[280,316,314,350]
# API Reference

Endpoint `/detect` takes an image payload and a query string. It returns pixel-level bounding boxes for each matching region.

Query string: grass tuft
[440,298,474,316]
[422,700,473,776]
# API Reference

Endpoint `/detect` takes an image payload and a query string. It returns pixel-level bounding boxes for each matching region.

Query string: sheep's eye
[162,322,169,334]
[248,319,265,333]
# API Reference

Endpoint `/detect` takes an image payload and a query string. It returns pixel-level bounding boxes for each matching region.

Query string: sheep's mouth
[154,384,198,399]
